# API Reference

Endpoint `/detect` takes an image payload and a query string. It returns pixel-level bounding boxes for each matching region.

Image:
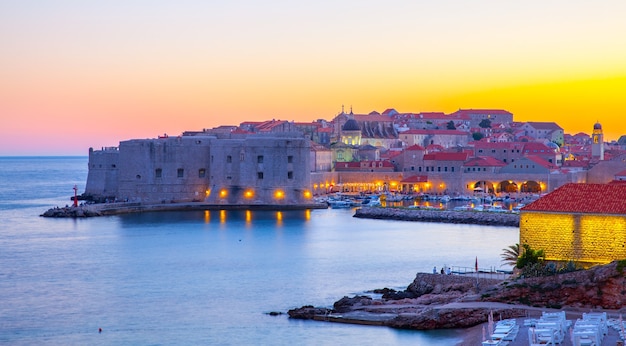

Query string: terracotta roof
[522,183,626,215]
[401,175,428,183]
[405,144,425,151]
[463,156,506,167]
[448,109,512,117]
[352,113,392,122]
[525,155,559,169]
[423,152,469,161]
[615,169,626,177]
[524,122,563,131]
[400,129,467,136]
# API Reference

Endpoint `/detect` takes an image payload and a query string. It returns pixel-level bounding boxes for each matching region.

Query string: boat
[328,200,352,209]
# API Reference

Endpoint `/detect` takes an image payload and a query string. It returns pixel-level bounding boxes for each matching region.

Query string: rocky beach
[289,261,626,345]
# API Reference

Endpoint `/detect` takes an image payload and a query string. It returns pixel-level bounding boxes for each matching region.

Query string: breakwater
[41,201,328,217]
[353,207,519,227]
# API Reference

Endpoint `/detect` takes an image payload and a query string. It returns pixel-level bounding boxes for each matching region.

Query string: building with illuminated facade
[85,132,313,206]
[520,183,626,267]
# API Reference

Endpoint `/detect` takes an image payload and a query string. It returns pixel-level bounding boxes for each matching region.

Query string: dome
[342,119,360,131]
[594,122,602,130]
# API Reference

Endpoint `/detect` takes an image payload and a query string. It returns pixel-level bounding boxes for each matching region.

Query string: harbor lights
[274,190,285,200]
[219,189,228,198]
[303,190,312,199]
[244,190,254,199]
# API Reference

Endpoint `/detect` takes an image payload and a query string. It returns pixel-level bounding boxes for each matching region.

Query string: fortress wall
[520,211,626,266]
[117,136,212,203]
[85,147,119,199]
[207,135,312,205]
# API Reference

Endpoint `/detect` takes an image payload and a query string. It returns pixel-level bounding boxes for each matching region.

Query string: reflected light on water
[220,210,226,223]
[204,210,210,223]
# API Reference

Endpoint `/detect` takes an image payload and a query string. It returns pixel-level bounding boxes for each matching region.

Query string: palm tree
[501,243,519,267]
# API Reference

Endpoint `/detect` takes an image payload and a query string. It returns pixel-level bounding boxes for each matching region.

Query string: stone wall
[520,211,626,266]
[354,207,519,227]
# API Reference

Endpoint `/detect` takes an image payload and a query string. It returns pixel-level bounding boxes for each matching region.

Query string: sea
[0,156,518,345]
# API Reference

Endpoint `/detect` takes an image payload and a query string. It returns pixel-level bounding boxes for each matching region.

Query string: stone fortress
[85,132,313,206]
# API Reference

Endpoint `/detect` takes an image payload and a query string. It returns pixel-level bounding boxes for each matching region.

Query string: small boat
[328,200,352,209]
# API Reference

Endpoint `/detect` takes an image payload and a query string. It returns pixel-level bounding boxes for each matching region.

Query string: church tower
[591,121,604,160]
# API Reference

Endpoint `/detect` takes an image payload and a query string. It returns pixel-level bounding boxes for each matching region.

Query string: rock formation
[288,261,626,330]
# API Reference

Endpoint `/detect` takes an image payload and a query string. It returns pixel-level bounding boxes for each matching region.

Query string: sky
[1,1,626,155]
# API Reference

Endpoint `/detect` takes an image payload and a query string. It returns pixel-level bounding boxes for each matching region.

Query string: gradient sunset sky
[2,1,625,155]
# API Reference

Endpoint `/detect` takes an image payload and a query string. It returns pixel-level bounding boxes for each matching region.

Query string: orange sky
[1,1,625,155]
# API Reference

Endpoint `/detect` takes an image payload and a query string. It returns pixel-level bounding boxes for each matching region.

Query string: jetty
[353,206,520,227]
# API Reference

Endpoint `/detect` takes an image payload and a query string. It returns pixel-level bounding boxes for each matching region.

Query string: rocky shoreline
[288,261,626,331]
[354,206,520,227]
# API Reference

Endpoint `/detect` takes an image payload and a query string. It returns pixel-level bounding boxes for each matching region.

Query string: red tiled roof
[423,152,469,161]
[615,169,626,177]
[463,156,506,167]
[522,183,626,215]
[405,144,425,151]
[401,175,428,183]
[448,109,512,117]
[400,129,467,136]
[525,155,558,169]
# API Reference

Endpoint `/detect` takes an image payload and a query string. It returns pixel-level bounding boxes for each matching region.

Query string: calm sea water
[0,157,518,345]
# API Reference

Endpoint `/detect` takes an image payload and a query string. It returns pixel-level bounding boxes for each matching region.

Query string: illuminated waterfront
[0,157,518,345]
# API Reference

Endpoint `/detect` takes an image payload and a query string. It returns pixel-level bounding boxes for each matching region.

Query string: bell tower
[591,121,604,160]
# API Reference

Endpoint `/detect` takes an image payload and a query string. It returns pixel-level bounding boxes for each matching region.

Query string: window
[177,169,184,178]
[418,167,422,172]
[155,168,162,178]
[451,167,455,172]
[257,172,264,179]
[444,167,448,172]
[288,155,293,163]
[227,155,232,163]
[257,155,264,163]
[287,171,293,179]
[198,169,206,178]
[240,152,244,161]
[437,167,441,172]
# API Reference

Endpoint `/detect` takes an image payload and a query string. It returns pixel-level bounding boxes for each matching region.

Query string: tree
[500,243,519,267]
[472,132,484,141]
[479,119,492,128]
[446,121,456,130]
[516,244,545,269]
